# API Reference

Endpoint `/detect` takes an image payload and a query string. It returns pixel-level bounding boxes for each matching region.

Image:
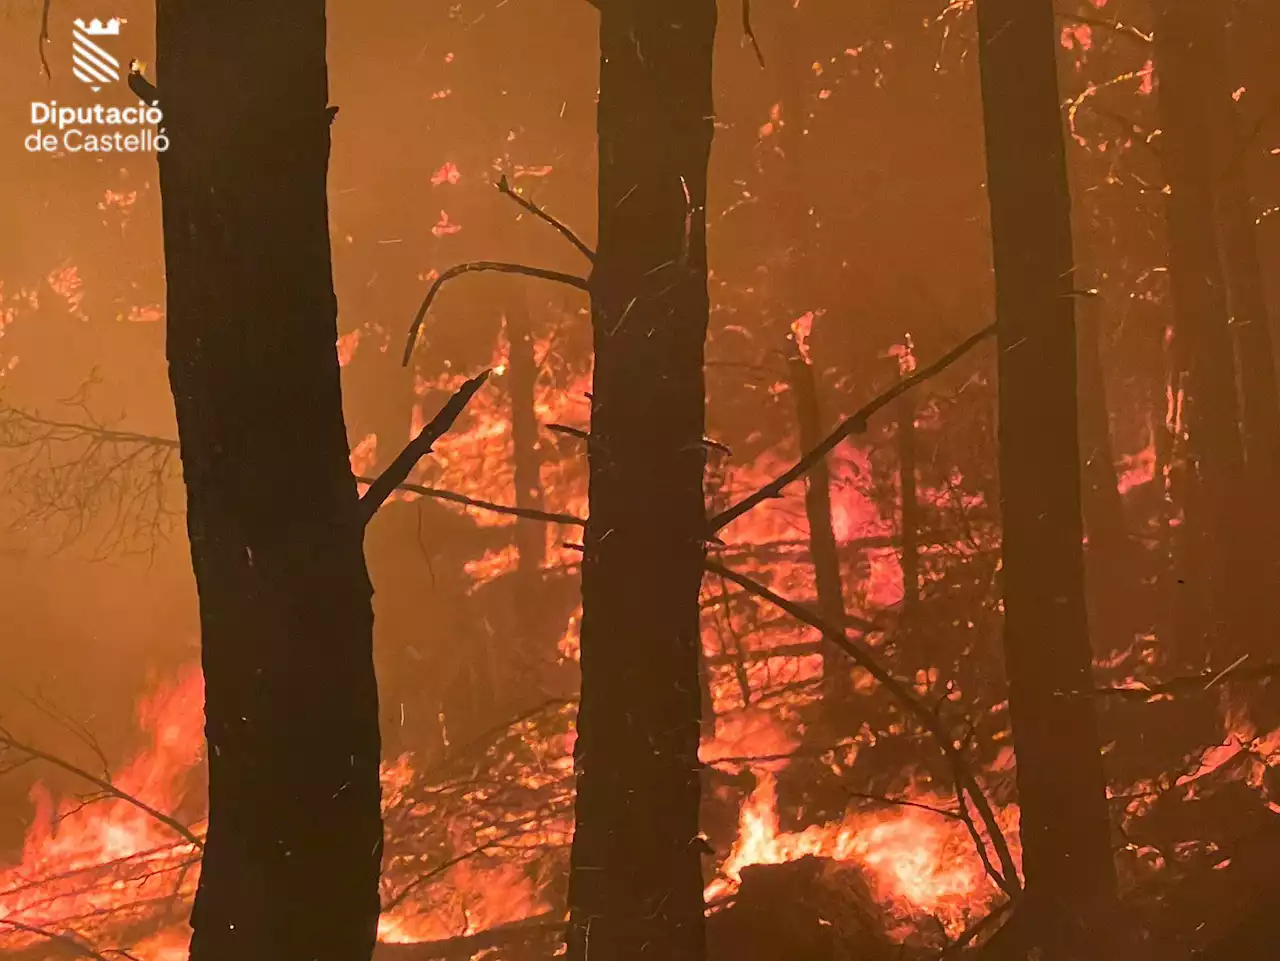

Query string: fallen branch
[0,918,115,961]
[496,175,595,262]
[373,912,566,961]
[358,371,492,523]
[711,322,996,532]
[1066,657,1280,702]
[0,729,203,851]
[402,262,590,365]
[704,557,1021,898]
[545,423,589,441]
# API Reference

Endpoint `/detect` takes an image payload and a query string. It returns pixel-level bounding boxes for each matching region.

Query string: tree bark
[156,7,383,960]
[565,2,717,960]
[1153,0,1253,661]
[975,0,1117,943]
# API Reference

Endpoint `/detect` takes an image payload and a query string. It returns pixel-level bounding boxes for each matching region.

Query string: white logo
[72,18,122,92]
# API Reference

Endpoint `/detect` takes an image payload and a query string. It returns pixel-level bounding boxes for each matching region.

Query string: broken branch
[711,322,996,532]
[704,557,1021,898]
[497,175,596,262]
[402,262,590,365]
[358,371,492,524]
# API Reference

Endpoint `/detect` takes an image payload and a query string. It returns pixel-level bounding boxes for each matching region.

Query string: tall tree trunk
[787,344,848,696]
[156,8,383,960]
[975,0,1116,943]
[566,2,717,959]
[1216,7,1280,600]
[1153,0,1253,661]
[1075,289,1136,656]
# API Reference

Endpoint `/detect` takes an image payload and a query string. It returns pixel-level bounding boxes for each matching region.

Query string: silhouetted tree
[156,7,382,959]
[565,2,717,960]
[976,0,1116,947]
[1153,0,1254,660]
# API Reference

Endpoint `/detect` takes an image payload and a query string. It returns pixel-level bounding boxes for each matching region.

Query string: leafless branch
[402,262,590,366]
[0,918,115,961]
[358,371,492,523]
[0,728,204,851]
[704,557,1021,898]
[389,480,583,526]
[496,175,595,262]
[545,423,589,441]
[711,322,996,532]
[1064,657,1280,701]
[742,0,766,67]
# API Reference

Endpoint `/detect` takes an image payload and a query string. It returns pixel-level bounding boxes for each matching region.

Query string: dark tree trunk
[787,346,848,696]
[1154,0,1253,661]
[156,8,383,960]
[566,2,717,960]
[975,0,1116,943]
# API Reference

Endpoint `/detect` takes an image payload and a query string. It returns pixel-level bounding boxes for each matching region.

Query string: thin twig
[358,371,492,523]
[704,558,1021,897]
[711,322,996,532]
[497,175,595,262]
[383,480,584,527]
[402,262,590,365]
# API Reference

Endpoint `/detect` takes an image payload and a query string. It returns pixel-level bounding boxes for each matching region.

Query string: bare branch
[359,371,492,524]
[0,729,204,851]
[402,262,590,366]
[497,175,596,262]
[385,480,584,527]
[703,557,1022,897]
[710,322,996,532]
[0,918,115,961]
[545,423,589,441]
[742,0,766,68]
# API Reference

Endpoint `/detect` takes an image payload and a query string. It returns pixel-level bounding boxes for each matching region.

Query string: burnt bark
[787,347,848,696]
[565,2,717,960]
[1153,0,1253,660]
[156,7,382,960]
[975,0,1116,943]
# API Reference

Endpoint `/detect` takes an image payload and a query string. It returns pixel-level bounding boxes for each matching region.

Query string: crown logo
[73,17,122,36]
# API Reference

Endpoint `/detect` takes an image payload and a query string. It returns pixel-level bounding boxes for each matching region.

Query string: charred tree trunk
[976,0,1116,944]
[787,344,848,696]
[1154,0,1253,661]
[566,2,717,960]
[156,7,382,961]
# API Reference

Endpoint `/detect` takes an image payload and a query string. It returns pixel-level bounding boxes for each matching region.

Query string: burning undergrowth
[1,328,1278,960]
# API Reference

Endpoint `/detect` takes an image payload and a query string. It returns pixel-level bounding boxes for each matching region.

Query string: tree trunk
[566,2,717,960]
[1153,0,1253,662]
[975,0,1116,943]
[787,345,848,696]
[156,8,383,960]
